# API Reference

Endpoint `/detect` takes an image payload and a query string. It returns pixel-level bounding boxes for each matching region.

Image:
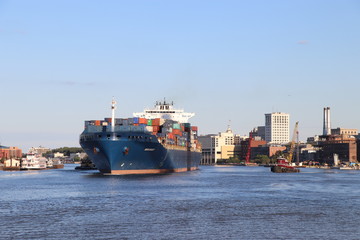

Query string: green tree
[227,156,241,164]
[254,155,271,164]
[52,147,84,156]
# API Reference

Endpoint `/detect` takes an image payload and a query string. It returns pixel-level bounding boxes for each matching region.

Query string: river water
[1,165,360,240]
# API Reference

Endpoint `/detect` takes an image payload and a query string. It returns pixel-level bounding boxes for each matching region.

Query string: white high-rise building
[265,112,290,144]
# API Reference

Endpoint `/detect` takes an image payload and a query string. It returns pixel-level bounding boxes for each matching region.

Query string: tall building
[265,112,290,144]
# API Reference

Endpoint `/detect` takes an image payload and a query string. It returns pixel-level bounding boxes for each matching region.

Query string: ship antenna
[111,97,117,130]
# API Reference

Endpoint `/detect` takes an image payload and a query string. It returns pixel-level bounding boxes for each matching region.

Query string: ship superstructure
[133,100,195,123]
[80,99,201,174]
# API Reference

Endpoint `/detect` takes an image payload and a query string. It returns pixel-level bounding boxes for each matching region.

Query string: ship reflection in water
[1,165,360,239]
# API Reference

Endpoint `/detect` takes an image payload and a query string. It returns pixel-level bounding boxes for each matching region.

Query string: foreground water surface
[1,165,360,239]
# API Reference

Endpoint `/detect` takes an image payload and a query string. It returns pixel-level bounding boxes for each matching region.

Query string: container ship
[79,99,202,174]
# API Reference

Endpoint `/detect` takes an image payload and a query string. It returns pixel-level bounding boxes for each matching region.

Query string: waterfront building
[307,135,320,144]
[70,152,87,161]
[331,128,358,137]
[54,152,65,158]
[0,146,22,159]
[4,158,21,168]
[318,135,357,164]
[250,145,286,159]
[239,138,267,160]
[299,144,320,162]
[265,112,290,144]
[198,126,242,165]
[28,146,51,155]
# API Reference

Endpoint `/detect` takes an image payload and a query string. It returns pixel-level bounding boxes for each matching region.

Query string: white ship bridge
[133,100,195,123]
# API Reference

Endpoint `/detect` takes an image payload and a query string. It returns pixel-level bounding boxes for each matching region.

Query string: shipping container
[152,118,161,126]
[162,127,172,133]
[139,118,147,124]
[133,117,139,124]
[167,133,175,140]
[153,126,160,132]
[191,126,198,132]
[85,120,95,127]
[173,129,182,136]
[87,125,102,132]
[173,123,181,129]
[147,119,152,126]
[104,118,112,123]
[146,126,153,132]
[122,119,129,126]
[130,125,146,132]
[95,120,101,126]
[115,118,124,125]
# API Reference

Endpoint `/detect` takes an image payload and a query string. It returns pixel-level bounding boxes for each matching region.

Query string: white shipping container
[145,126,153,132]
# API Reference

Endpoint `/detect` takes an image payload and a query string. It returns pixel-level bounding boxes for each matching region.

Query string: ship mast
[111,97,116,130]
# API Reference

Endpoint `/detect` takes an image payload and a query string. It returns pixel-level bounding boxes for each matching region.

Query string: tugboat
[271,158,300,173]
[271,121,300,173]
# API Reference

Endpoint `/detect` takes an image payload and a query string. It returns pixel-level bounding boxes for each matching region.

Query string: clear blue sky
[1,0,359,151]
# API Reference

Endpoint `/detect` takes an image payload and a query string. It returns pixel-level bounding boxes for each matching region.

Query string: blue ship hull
[80,131,201,174]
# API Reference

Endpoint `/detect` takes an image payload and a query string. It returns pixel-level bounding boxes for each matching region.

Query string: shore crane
[288,121,299,164]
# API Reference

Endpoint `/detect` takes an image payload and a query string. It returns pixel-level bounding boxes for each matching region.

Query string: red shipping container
[152,118,161,126]
[153,126,160,132]
[173,129,182,136]
[191,126,198,131]
[95,120,101,126]
[167,133,175,139]
[133,123,139,126]
[139,118,147,124]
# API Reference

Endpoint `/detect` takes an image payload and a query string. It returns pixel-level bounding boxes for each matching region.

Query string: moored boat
[21,152,47,170]
[52,158,64,169]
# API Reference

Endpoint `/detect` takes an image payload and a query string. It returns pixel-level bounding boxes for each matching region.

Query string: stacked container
[86,117,201,150]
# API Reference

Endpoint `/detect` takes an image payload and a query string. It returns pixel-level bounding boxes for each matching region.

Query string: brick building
[0,146,23,159]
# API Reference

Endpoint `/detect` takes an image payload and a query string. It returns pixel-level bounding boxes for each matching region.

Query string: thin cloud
[297,40,309,45]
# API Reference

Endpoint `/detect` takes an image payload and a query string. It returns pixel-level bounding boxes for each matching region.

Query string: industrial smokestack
[327,107,331,135]
[322,107,331,136]
[323,107,327,135]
